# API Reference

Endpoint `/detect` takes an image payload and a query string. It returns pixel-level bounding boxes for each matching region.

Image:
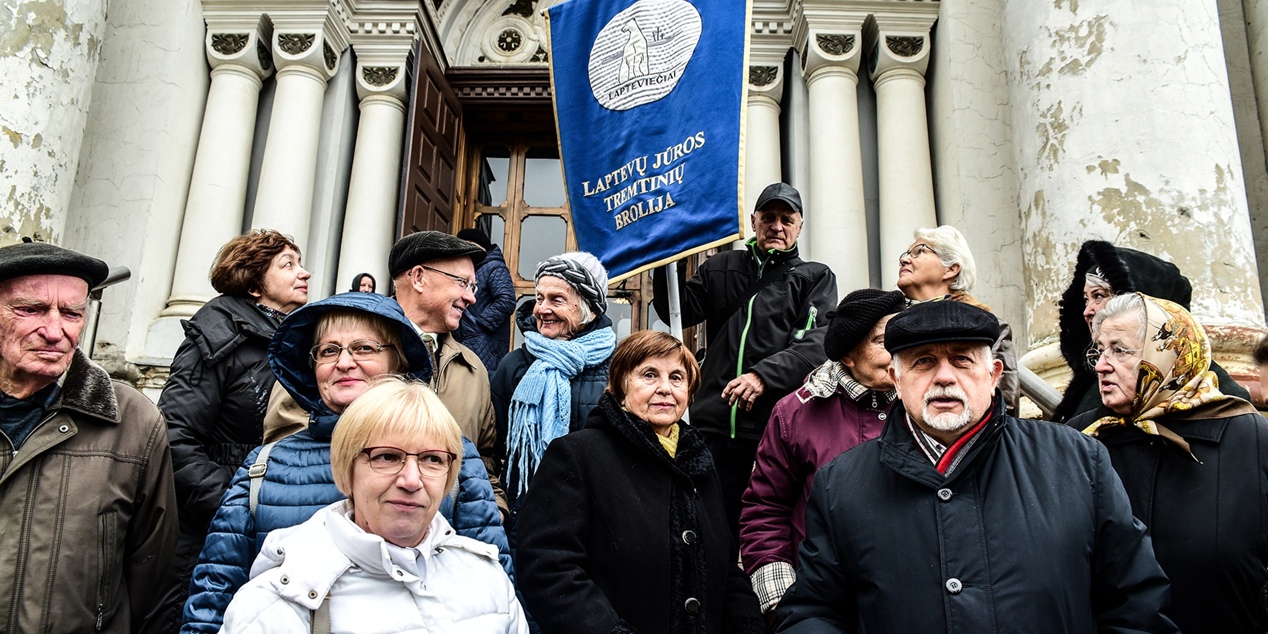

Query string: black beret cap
[0,242,109,288]
[885,300,1000,354]
[824,289,906,361]
[754,182,802,214]
[388,231,486,279]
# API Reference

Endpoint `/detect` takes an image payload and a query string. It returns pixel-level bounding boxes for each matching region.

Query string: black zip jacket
[654,239,836,440]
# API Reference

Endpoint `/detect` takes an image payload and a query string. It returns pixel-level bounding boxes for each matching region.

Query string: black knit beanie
[824,289,906,360]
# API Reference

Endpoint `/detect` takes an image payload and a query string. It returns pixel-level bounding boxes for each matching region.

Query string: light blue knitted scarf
[506,326,616,497]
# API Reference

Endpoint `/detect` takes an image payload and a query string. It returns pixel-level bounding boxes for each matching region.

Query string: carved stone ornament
[323,42,336,70]
[749,65,777,87]
[497,28,523,52]
[886,36,924,58]
[257,40,273,70]
[278,33,315,55]
[502,0,536,18]
[816,33,854,57]
[211,33,249,55]
[530,46,548,63]
[362,66,399,86]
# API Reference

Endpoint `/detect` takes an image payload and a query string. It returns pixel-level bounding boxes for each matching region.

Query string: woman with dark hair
[1054,240,1250,422]
[154,229,310,630]
[515,330,763,634]
[350,272,376,293]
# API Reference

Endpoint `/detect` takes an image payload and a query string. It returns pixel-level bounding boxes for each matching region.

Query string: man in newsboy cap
[389,231,505,514]
[0,242,177,632]
[773,300,1177,632]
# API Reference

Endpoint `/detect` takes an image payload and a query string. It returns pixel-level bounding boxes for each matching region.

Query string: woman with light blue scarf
[492,252,616,541]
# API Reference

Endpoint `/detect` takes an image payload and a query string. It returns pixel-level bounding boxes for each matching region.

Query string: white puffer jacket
[220,501,527,634]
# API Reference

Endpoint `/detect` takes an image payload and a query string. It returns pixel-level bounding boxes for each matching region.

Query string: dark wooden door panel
[402,44,462,235]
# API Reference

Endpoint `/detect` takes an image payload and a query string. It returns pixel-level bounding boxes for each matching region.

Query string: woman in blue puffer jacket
[181,292,512,634]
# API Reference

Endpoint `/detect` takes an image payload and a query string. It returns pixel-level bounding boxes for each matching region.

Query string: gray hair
[536,278,594,326]
[913,226,976,292]
[1091,293,1146,344]
[1085,269,1113,292]
[890,344,993,380]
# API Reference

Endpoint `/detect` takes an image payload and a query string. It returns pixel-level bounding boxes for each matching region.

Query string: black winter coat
[458,245,517,373]
[1055,240,1249,421]
[161,294,279,530]
[492,300,612,491]
[515,393,764,634]
[774,397,1178,634]
[1069,403,1268,634]
[653,240,837,440]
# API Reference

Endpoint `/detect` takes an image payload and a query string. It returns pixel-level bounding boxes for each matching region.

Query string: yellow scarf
[657,423,680,458]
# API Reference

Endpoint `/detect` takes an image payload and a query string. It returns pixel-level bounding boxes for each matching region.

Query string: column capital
[264,1,352,80]
[748,28,789,102]
[202,10,273,77]
[355,62,408,102]
[863,7,939,82]
[792,4,866,80]
[346,4,422,103]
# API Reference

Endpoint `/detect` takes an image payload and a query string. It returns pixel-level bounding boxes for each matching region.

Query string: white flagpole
[665,261,689,424]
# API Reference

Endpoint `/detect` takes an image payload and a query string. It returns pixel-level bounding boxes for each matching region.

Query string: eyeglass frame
[1085,344,1141,370]
[359,446,457,478]
[309,340,395,365]
[419,265,478,294]
[898,243,940,265]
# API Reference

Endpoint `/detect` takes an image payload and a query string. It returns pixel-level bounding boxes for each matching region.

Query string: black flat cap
[0,242,109,288]
[825,289,906,360]
[885,300,999,354]
[755,182,802,214]
[388,231,486,279]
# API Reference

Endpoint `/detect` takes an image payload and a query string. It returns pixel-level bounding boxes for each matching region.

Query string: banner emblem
[587,0,702,111]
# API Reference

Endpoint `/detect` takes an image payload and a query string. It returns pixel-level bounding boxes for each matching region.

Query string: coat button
[877,413,887,421]
[308,590,317,600]
[58,425,69,433]
[395,569,404,577]
[683,598,701,614]
[681,530,697,545]
[945,578,962,594]
[280,575,289,585]
[937,488,953,501]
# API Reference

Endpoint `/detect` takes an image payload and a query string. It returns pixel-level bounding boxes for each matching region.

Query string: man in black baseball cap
[775,299,1176,633]
[0,241,178,632]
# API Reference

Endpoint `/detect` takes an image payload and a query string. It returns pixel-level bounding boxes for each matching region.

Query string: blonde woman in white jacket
[220,378,527,634]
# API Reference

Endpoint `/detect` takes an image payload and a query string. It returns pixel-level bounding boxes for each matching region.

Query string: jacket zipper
[731,252,766,438]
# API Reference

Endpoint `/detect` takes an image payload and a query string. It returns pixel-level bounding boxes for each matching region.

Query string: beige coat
[0,351,178,633]
[262,333,505,513]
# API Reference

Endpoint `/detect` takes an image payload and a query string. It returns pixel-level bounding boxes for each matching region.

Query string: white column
[163,27,273,317]
[798,25,867,294]
[250,29,342,251]
[336,61,409,290]
[867,12,938,290]
[744,62,785,240]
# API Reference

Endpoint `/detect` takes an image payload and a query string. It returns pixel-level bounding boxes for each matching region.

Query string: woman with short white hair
[895,225,1019,413]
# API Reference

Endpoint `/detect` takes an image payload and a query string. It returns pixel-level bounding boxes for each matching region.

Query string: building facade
[3,0,1267,404]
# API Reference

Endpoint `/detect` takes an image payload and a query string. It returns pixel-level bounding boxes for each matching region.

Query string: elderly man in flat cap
[0,242,177,633]
[653,181,838,544]
[774,300,1177,634]
[386,231,504,511]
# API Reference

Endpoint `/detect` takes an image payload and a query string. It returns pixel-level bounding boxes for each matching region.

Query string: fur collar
[589,392,715,483]
[53,349,119,424]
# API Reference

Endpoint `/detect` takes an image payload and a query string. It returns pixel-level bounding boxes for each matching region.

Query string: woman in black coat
[153,229,310,630]
[515,331,763,634]
[1073,292,1268,633]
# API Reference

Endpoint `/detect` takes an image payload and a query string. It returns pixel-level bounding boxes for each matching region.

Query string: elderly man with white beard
[773,300,1178,634]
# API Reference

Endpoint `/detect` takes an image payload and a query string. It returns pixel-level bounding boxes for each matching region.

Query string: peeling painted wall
[0,0,107,244]
[1003,0,1265,345]
[927,0,1028,348]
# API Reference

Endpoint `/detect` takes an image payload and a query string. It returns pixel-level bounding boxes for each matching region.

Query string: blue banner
[547,0,749,281]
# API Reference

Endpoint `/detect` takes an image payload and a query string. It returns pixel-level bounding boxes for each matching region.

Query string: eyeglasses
[1085,345,1140,369]
[310,340,394,365]
[420,265,478,294]
[898,244,939,264]
[360,446,456,478]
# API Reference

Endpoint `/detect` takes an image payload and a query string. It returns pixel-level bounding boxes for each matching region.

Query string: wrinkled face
[890,342,1001,438]
[841,315,895,391]
[411,256,476,333]
[1092,315,1143,415]
[1082,282,1114,331]
[351,434,448,548]
[751,202,803,252]
[358,277,375,293]
[621,354,690,433]
[0,275,89,398]
[256,248,310,314]
[314,323,397,413]
[896,241,955,299]
[534,276,586,340]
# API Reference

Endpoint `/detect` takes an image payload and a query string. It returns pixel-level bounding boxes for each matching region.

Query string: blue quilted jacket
[180,293,512,634]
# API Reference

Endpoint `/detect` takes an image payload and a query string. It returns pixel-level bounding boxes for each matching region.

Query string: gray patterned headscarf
[535,251,608,315]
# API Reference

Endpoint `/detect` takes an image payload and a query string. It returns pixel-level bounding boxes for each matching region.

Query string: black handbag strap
[709,259,799,342]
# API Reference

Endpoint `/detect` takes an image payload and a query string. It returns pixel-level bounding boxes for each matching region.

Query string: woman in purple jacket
[739,288,906,615]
